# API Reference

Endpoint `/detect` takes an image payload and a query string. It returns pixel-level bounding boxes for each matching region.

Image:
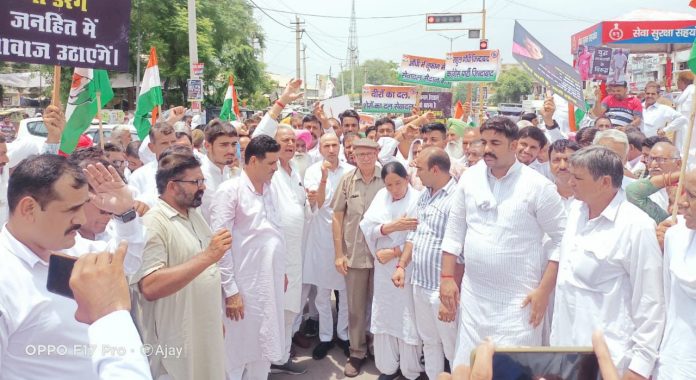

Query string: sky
[252,0,692,88]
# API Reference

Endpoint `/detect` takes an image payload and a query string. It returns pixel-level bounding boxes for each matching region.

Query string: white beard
[292,153,312,180]
[445,140,464,160]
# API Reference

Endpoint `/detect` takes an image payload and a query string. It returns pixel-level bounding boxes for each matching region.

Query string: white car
[84,124,139,146]
[14,117,48,147]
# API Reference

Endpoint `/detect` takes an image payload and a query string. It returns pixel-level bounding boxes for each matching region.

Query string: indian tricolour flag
[219,75,240,121]
[134,47,163,139]
[60,68,113,154]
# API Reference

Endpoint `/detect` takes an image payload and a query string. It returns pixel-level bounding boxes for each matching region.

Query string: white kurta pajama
[441,160,566,367]
[550,192,665,378]
[302,160,354,342]
[211,172,286,379]
[200,154,236,224]
[269,160,309,363]
[654,221,696,379]
[360,186,423,379]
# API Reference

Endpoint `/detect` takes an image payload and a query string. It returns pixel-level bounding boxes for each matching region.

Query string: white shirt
[626,156,646,177]
[550,192,665,378]
[674,84,696,153]
[88,311,152,380]
[0,226,149,380]
[0,169,7,226]
[441,160,567,362]
[654,221,696,379]
[643,102,687,138]
[128,161,158,207]
[529,159,554,182]
[200,154,236,224]
[211,171,286,367]
[303,160,355,290]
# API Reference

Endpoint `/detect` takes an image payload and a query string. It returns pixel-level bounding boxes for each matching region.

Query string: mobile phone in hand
[47,254,78,299]
[472,347,601,380]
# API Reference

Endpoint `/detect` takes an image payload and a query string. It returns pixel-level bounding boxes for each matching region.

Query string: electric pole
[292,15,305,80]
[187,0,199,114]
[302,44,308,107]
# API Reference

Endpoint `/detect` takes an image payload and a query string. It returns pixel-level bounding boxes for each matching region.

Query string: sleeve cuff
[88,310,143,351]
[222,281,239,298]
[628,355,655,378]
[42,143,60,155]
[114,216,144,239]
[441,238,463,257]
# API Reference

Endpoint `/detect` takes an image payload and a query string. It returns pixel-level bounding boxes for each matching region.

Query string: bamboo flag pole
[51,66,61,106]
[96,91,105,150]
[671,91,696,222]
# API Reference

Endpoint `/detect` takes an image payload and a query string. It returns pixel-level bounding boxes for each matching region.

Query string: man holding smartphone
[0,154,149,379]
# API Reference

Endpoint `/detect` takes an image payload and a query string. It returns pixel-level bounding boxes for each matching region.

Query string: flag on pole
[454,100,464,119]
[323,78,335,99]
[688,38,696,73]
[133,47,163,139]
[219,75,240,121]
[60,68,113,154]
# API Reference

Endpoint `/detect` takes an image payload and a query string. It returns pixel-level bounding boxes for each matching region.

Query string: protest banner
[512,21,586,110]
[398,55,451,88]
[444,50,500,82]
[321,95,351,119]
[2,0,132,72]
[419,92,452,122]
[359,113,375,128]
[574,45,630,83]
[361,85,418,114]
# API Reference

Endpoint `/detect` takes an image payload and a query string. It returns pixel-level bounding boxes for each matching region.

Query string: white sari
[360,185,422,344]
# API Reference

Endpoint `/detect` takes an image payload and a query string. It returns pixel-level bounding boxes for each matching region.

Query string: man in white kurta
[303,134,353,359]
[550,146,664,380]
[654,171,696,378]
[252,117,308,373]
[0,155,150,380]
[212,135,286,380]
[440,117,566,368]
[200,120,239,224]
[129,122,177,207]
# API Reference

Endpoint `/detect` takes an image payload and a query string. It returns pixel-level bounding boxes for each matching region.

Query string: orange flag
[454,100,464,119]
[690,0,696,8]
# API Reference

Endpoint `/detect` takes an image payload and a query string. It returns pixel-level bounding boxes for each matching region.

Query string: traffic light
[426,14,462,24]
[479,39,488,50]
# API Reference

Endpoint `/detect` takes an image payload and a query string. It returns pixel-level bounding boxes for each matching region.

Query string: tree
[335,59,400,97]
[129,0,270,108]
[489,67,533,105]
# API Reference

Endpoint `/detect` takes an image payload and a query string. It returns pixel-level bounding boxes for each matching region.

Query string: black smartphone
[47,254,77,299]
[473,347,601,380]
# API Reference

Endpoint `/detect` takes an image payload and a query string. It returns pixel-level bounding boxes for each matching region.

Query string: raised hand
[204,229,233,263]
[43,105,66,144]
[83,163,133,215]
[280,79,304,105]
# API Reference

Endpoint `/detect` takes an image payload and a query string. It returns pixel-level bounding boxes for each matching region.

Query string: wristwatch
[113,208,137,223]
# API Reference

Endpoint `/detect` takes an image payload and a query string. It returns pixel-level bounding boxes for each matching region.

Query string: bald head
[682,170,696,229]
[420,147,451,174]
[320,133,339,144]
[651,142,679,159]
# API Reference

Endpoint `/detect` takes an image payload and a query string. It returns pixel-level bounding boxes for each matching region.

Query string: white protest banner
[361,85,418,114]
[444,50,501,82]
[398,54,451,88]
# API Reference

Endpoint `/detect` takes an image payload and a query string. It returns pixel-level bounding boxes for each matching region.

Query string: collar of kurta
[158,198,194,220]
[202,154,231,177]
[0,226,46,268]
[352,166,380,182]
[486,159,523,181]
[241,170,270,195]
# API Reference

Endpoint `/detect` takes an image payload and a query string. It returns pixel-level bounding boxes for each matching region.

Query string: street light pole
[438,33,468,52]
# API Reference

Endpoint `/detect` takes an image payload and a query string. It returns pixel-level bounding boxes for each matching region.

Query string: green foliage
[129,0,269,108]
[489,67,532,105]
[335,59,400,97]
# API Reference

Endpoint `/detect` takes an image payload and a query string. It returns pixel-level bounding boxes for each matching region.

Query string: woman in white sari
[359,162,424,380]
[406,139,424,191]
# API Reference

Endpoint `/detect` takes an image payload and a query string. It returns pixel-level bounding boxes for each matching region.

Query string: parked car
[84,124,139,146]
[15,117,48,146]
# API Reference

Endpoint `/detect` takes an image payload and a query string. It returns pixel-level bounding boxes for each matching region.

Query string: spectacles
[355,152,375,159]
[172,178,206,187]
[647,157,678,164]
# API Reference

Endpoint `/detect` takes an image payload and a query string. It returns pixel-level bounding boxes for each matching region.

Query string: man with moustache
[303,133,354,361]
[439,116,566,368]
[517,126,553,181]
[339,109,361,136]
[592,81,643,129]
[200,119,239,224]
[548,139,581,209]
[0,154,150,379]
[132,147,232,379]
[303,115,324,164]
[129,121,179,207]
[342,132,361,166]
[212,135,287,379]
[252,121,309,375]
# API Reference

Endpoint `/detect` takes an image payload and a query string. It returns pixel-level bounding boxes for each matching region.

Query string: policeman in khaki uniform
[331,138,385,377]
